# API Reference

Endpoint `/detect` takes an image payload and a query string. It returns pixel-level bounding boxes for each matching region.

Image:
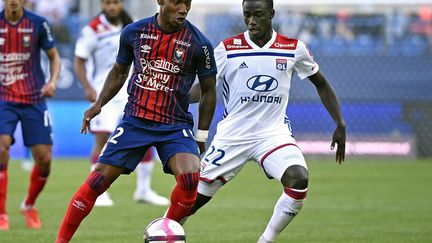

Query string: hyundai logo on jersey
[246,75,278,92]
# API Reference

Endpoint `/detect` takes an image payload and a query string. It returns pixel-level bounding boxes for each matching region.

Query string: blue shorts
[0,101,53,146]
[98,115,199,174]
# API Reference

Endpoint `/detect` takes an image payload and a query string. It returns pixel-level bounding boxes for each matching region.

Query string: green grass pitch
[2,158,432,242]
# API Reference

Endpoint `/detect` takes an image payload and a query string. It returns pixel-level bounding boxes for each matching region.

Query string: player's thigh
[0,101,20,145]
[255,136,307,181]
[20,102,53,146]
[200,142,253,183]
[98,119,151,174]
[156,132,200,175]
[90,101,123,133]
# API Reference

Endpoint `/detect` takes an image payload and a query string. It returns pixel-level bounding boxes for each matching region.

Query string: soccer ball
[143,218,186,243]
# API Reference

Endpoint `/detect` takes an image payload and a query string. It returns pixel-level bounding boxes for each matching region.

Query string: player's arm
[308,71,346,163]
[41,47,61,97]
[196,75,216,153]
[74,56,97,102]
[188,82,201,103]
[81,62,130,134]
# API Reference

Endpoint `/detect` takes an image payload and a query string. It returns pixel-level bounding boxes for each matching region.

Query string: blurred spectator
[33,0,73,43]
[336,10,354,42]
[385,9,408,46]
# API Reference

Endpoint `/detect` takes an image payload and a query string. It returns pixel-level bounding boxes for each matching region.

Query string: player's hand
[197,141,206,155]
[81,102,102,134]
[331,125,346,164]
[41,81,56,97]
[85,87,97,102]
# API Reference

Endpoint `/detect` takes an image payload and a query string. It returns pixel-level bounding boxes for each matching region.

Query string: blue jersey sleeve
[116,26,134,66]
[39,19,56,50]
[196,39,217,80]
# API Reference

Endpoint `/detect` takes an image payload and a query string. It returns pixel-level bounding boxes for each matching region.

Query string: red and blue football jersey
[0,10,56,104]
[116,14,217,127]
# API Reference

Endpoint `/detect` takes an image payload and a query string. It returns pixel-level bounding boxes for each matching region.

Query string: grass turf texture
[1,158,431,242]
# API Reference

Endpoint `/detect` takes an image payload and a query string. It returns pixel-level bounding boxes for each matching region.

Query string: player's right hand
[81,103,102,134]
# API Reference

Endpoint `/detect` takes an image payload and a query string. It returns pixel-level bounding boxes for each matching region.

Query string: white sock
[260,189,307,242]
[136,161,154,195]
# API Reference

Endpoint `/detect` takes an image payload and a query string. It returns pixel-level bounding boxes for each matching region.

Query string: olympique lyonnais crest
[172,47,185,64]
[276,59,287,71]
[23,35,31,47]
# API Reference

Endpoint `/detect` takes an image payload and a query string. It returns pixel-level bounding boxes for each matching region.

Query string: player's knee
[281,165,309,189]
[34,152,52,168]
[0,143,10,157]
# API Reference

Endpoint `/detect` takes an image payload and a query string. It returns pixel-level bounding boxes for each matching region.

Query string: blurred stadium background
[4,0,432,160]
[1,1,432,242]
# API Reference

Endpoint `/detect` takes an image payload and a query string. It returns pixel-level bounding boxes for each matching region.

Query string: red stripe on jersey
[269,34,298,50]
[88,16,106,33]
[223,33,252,51]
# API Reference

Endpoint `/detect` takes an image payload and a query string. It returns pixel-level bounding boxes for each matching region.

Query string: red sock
[56,171,110,243]
[24,166,49,206]
[166,172,199,222]
[0,164,7,214]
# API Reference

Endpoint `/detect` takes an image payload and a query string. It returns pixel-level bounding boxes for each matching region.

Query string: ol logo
[276,59,287,71]
[246,75,278,92]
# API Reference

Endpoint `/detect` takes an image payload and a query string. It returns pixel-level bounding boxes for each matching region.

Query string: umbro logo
[73,200,86,211]
[239,62,248,69]
[140,45,151,53]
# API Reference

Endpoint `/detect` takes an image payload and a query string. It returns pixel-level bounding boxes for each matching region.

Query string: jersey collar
[244,29,277,49]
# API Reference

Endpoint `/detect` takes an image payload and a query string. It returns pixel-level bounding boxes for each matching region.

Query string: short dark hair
[242,0,273,9]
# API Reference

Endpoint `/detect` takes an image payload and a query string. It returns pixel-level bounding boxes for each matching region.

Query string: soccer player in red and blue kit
[0,0,61,231]
[56,0,217,242]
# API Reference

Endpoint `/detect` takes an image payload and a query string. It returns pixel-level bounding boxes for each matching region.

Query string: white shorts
[200,135,307,185]
[90,100,125,133]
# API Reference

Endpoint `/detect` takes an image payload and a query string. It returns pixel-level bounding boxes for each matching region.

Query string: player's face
[3,0,24,12]
[158,0,191,31]
[242,0,274,41]
[101,0,124,19]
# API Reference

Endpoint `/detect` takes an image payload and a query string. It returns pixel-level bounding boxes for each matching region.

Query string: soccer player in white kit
[185,0,346,242]
[73,0,168,207]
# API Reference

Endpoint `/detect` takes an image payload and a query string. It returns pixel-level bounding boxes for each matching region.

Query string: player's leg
[0,135,13,230]
[92,132,114,207]
[257,143,308,243]
[56,163,125,243]
[21,146,33,171]
[19,101,53,229]
[134,148,169,206]
[182,142,250,225]
[20,144,52,229]
[164,152,201,222]
[57,116,148,243]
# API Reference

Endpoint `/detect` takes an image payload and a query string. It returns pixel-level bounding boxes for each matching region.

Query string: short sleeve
[116,26,134,66]
[39,20,56,50]
[214,42,227,82]
[294,40,319,80]
[74,26,97,59]
[195,40,217,80]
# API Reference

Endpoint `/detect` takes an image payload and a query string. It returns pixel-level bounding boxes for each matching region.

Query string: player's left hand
[197,141,206,155]
[81,103,102,134]
[41,81,56,97]
[331,125,346,164]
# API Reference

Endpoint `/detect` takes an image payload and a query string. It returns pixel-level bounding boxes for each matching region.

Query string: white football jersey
[74,14,127,101]
[213,30,319,144]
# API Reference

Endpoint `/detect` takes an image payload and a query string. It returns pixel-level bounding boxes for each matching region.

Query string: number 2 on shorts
[109,127,124,144]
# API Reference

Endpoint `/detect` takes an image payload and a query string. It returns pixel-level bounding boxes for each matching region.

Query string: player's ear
[157,0,164,6]
[270,9,275,19]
